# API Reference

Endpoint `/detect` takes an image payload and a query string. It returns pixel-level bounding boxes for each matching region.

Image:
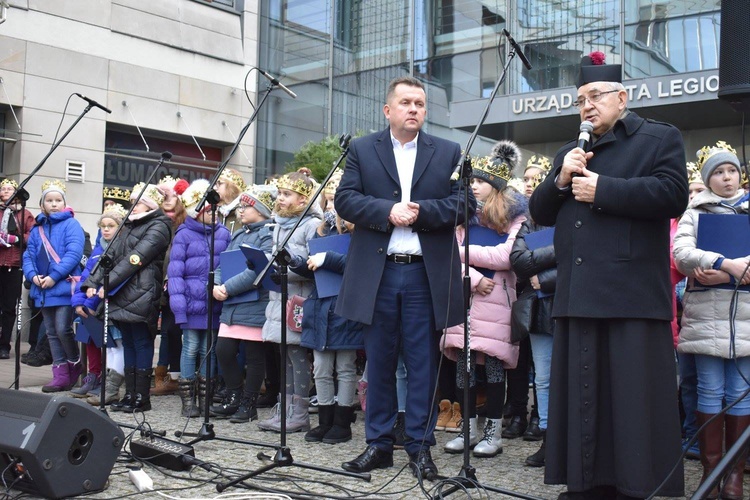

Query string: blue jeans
[529,332,553,430]
[116,321,154,371]
[42,306,78,365]
[695,354,750,416]
[396,353,407,412]
[181,329,216,379]
[678,352,698,440]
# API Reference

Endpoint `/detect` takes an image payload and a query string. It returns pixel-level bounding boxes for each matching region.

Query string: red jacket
[0,204,35,268]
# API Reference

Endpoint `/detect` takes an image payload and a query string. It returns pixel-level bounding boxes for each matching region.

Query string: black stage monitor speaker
[718,0,750,110]
[0,389,124,499]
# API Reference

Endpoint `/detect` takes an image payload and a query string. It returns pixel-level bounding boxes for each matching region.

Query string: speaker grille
[0,390,49,420]
[719,0,750,102]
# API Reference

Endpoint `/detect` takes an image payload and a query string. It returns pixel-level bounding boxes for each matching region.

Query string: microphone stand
[91,152,172,437]
[215,134,370,493]
[175,81,279,453]
[436,33,541,500]
[9,100,103,390]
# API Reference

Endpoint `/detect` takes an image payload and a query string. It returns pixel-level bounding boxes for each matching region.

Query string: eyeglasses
[572,90,619,109]
[237,205,249,212]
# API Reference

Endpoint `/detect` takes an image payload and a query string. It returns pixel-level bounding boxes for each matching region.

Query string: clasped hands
[556,148,598,203]
[389,202,419,227]
[695,258,750,286]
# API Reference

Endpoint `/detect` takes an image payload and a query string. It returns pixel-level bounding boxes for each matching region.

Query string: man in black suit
[335,76,475,479]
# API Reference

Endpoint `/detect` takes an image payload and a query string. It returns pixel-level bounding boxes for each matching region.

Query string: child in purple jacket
[168,179,231,417]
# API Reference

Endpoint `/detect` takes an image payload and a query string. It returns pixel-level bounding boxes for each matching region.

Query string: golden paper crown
[157,175,178,189]
[743,169,749,186]
[696,141,738,172]
[324,169,343,197]
[42,179,66,193]
[525,155,552,173]
[102,186,132,202]
[102,203,128,221]
[0,178,18,189]
[131,182,165,207]
[180,179,210,211]
[686,162,703,185]
[277,174,315,198]
[220,169,247,192]
[472,155,512,182]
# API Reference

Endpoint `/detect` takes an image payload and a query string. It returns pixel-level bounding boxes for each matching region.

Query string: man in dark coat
[529,53,688,499]
[335,76,475,479]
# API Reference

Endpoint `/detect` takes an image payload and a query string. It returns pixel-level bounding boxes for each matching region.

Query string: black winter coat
[509,219,556,334]
[83,209,172,332]
[529,112,688,320]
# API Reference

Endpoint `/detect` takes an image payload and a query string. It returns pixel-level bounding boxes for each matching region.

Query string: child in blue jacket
[22,180,85,392]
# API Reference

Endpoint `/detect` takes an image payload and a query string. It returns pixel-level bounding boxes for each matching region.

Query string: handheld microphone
[577,121,594,151]
[502,29,532,70]
[74,93,112,114]
[258,69,298,98]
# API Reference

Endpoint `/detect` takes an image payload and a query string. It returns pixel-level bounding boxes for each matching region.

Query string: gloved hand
[307,252,325,271]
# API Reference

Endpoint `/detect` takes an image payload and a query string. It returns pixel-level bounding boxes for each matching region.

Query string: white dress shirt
[387,133,422,256]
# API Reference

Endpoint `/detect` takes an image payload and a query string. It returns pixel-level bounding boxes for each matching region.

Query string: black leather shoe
[523,416,544,441]
[342,446,393,473]
[408,448,438,481]
[501,415,527,439]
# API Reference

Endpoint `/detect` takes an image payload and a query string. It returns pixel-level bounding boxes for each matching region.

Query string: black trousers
[0,266,23,351]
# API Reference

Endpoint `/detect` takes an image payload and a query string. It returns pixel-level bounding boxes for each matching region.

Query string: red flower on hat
[173,179,189,196]
[589,51,606,65]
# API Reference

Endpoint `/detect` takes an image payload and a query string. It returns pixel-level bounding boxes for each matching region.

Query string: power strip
[128,468,153,492]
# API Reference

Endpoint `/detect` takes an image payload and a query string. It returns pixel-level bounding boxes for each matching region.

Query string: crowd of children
[2,138,748,490]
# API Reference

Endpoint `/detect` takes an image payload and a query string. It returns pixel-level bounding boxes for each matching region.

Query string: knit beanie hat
[239,184,277,219]
[40,179,66,206]
[130,182,165,211]
[181,179,212,219]
[473,140,521,191]
[99,203,128,226]
[697,141,741,186]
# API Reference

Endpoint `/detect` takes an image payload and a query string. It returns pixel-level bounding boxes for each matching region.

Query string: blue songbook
[219,249,260,304]
[308,233,351,298]
[523,227,556,298]
[696,214,750,290]
[524,227,555,251]
[74,315,114,348]
[35,245,51,277]
[239,245,282,293]
[467,225,509,278]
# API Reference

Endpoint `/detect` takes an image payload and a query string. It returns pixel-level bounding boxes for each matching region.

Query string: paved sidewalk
[0,347,703,499]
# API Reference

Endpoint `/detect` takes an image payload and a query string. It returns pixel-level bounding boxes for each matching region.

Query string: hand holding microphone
[555,121,595,189]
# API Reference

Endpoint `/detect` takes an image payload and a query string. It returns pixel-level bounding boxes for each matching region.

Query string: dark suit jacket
[528,112,688,321]
[334,128,476,327]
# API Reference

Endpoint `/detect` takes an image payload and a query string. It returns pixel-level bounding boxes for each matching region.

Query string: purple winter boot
[67,360,83,388]
[42,363,72,393]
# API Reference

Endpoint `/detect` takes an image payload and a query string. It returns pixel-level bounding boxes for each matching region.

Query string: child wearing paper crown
[22,179,85,392]
[300,169,364,444]
[151,176,190,397]
[440,141,528,458]
[217,168,247,234]
[81,182,172,413]
[167,178,231,417]
[209,185,276,423]
[258,168,321,433]
[0,178,35,360]
[673,141,750,498]
[70,204,128,401]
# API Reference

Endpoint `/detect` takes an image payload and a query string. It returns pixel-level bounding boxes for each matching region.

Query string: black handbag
[510,289,538,343]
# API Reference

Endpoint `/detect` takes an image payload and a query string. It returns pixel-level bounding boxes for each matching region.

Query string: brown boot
[722,414,750,500]
[151,366,178,396]
[696,411,724,499]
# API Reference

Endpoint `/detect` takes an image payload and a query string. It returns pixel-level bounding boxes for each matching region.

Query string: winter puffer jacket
[22,210,85,308]
[262,215,320,345]
[168,217,230,329]
[83,209,171,331]
[216,220,273,328]
[673,189,750,358]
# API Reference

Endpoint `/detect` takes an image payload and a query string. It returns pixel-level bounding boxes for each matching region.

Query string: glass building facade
[255,0,722,180]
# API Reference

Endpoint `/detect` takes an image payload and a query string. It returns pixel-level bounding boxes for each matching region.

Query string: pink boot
[43,363,72,393]
[67,360,83,388]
